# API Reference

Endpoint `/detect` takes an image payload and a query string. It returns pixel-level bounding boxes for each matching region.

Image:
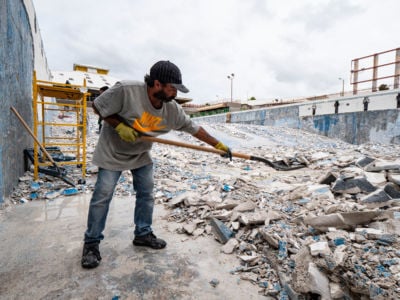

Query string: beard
[154,90,175,103]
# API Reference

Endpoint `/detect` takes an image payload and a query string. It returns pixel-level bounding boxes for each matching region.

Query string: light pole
[227,73,234,102]
[338,77,344,96]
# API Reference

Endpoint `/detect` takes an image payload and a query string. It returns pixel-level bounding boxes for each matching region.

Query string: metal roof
[51,70,120,90]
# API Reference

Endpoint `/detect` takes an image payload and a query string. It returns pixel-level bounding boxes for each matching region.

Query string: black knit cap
[150,60,189,93]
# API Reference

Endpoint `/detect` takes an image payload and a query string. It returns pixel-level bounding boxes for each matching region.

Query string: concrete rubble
[3,110,400,299]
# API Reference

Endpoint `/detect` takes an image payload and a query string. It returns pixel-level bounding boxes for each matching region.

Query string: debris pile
[151,125,400,299]
[4,111,400,299]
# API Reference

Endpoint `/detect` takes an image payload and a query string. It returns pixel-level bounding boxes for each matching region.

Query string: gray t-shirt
[92,80,200,170]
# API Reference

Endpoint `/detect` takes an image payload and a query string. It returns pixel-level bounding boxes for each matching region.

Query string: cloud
[34,0,400,103]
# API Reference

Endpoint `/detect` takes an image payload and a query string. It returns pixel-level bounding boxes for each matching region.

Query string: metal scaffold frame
[32,71,89,181]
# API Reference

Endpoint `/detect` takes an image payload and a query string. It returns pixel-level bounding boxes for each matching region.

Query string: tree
[249,96,256,100]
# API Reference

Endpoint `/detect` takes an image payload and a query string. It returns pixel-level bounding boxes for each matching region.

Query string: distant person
[81,60,232,269]
[97,86,109,133]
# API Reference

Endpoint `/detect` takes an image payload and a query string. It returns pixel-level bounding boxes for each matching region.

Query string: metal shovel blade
[249,155,307,171]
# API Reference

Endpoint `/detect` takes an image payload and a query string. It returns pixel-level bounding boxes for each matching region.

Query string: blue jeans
[84,163,155,244]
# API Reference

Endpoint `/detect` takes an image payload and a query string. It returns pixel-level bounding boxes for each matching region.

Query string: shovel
[10,106,76,186]
[139,135,306,171]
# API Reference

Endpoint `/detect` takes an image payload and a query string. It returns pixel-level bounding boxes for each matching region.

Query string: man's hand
[115,123,139,142]
[215,141,232,161]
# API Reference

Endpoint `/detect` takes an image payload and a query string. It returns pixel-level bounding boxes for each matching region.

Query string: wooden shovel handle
[139,136,251,160]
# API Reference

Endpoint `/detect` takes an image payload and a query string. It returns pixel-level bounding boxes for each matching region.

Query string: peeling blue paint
[313,115,339,134]
[0,1,34,203]
[0,146,3,204]
[197,103,400,146]
[260,110,266,125]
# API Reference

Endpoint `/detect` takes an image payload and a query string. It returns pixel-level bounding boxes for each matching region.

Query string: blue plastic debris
[282,205,295,213]
[288,260,296,269]
[312,235,320,241]
[31,182,40,191]
[278,241,287,260]
[333,237,346,246]
[278,222,291,230]
[376,234,397,245]
[243,166,251,171]
[63,187,78,196]
[369,283,385,298]
[369,247,378,254]
[297,198,310,205]
[382,259,398,266]
[30,192,38,200]
[222,184,232,192]
[279,290,289,300]
[354,264,366,273]
[274,283,282,291]
[376,265,391,277]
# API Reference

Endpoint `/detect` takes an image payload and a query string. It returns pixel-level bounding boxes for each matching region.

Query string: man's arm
[93,104,138,142]
[92,103,121,128]
[193,126,232,160]
[192,126,219,147]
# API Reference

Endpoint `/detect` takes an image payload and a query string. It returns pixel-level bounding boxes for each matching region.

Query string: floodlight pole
[338,77,344,96]
[227,73,234,102]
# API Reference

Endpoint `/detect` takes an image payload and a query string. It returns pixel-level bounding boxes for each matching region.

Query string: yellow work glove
[215,141,232,161]
[115,123,139,142]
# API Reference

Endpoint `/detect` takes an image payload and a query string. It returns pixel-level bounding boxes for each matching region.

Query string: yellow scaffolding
[32,71,89,180]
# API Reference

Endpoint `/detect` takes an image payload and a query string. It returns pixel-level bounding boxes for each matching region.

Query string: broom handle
[10,106,58,166]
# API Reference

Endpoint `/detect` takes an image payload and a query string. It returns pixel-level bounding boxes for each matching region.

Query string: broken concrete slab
[355,156,375,168]
[364,160,400,172]
[360,189,392,208]
[259,230,280,249]
[331,176,376,194]
[183,223,197,235]
[304,211,387,231]
[309,241,331,256]
[209,217,235,244]
[364,171,387,187]
[238,211,269,225]
[221,238,239,254]
[388,173,400,185]
[318,172,338,185]
[233,200,256,212]
[384,182,400,198]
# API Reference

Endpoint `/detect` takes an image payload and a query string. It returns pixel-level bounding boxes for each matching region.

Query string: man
[96,86,109,133]
[81,60,232,269]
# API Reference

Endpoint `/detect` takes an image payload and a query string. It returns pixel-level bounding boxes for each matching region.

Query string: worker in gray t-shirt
[81,60,232,269]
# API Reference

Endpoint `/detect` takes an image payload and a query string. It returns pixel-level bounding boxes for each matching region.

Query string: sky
[33,0,400,104]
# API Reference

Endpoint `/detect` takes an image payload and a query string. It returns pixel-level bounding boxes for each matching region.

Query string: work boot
[81,242,101,269]
[133,232,167,249]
